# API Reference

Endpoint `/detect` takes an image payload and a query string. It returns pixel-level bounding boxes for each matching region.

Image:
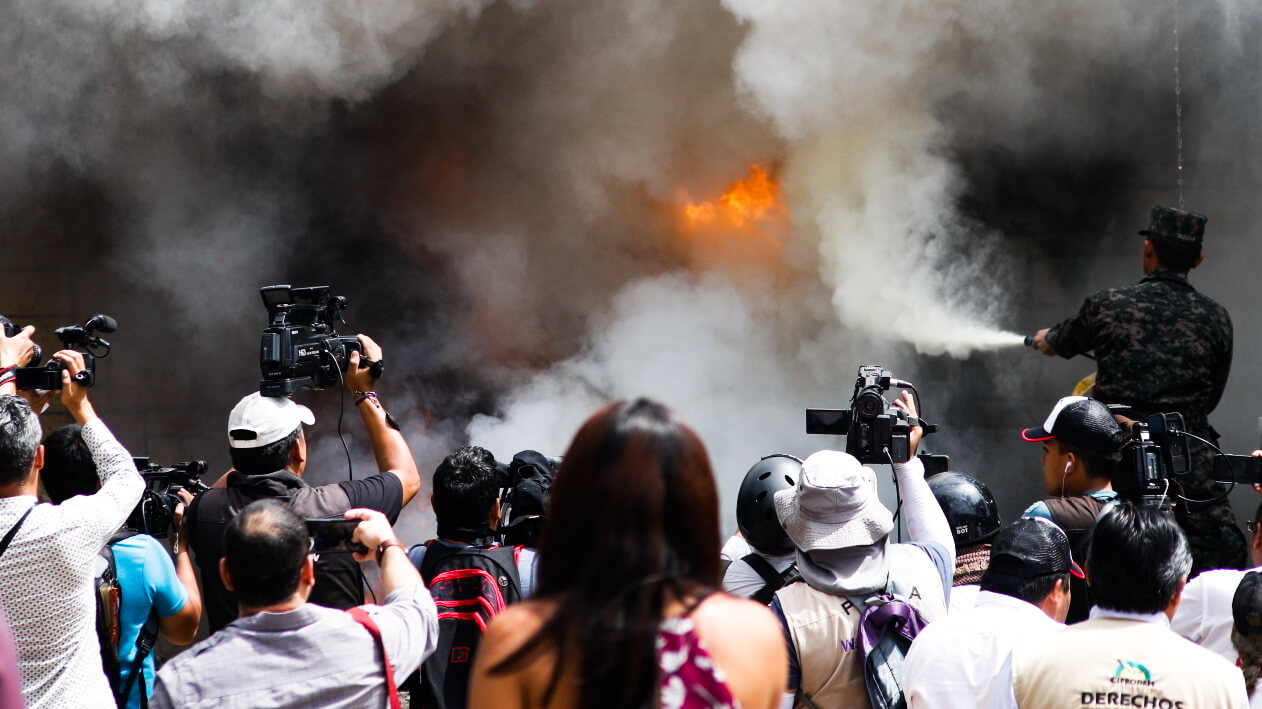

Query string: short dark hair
[1087,504,1191,613]
[41,424,98,503]
[980,569,1069,605]
[0,396,40,486]
[1150,238,1201,272]
[1062,443,1118,482]
[229,428,301,476]
[432,446,499,537]
[223,499,310,607]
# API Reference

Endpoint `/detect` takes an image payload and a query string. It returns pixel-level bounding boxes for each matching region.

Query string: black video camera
[257,285,383,397]
[126,458,210,537]
[0,314,115,390]
[806,365,934,465]
[1114,412,1189,509]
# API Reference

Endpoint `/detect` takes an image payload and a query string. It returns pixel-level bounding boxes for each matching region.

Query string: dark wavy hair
[491,398,721,709]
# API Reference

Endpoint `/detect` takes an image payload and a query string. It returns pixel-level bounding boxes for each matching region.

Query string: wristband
[376,539,404,564]
[0,373,14,388]
[0,365,14,376]
[354,391,378,407]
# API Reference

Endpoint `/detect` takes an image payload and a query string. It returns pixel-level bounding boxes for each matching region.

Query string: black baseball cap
[1234,571,1262,637]
[988,517,1085,580]
[1021,396,1125,460]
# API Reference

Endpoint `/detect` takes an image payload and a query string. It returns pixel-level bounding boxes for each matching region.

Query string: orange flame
[683,165,783,229]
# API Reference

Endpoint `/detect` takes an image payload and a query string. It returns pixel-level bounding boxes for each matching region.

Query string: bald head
[223,499,310,607]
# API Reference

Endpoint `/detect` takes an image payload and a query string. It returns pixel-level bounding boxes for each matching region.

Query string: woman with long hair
[469,398,786,709]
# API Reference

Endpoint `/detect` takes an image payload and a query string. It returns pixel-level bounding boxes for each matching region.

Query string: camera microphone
[85,314,118,333]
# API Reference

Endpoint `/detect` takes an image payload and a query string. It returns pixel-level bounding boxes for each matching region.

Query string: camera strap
[0,507,33,560]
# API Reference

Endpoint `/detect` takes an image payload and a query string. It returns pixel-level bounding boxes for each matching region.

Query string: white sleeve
[893,456,954,564]
[366,583,440,678]
[63,418,144,543]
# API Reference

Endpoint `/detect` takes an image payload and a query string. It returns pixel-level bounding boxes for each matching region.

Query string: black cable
[884,447,903,543]
[1172,430,1235,505]
[323,347,354,482]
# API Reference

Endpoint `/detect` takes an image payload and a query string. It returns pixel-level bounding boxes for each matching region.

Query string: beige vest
[776,544,948,709]
[1012,618,1247,709]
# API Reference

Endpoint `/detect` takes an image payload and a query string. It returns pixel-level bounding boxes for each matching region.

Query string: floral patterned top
[657,616,738,709]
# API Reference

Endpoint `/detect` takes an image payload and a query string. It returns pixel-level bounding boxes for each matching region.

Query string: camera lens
[856,390,884,418]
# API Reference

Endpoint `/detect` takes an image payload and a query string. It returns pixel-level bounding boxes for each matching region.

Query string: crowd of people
[0,200,1251,709]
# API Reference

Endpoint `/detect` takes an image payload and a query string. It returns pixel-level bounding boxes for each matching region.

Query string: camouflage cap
[1138,204,1207,246]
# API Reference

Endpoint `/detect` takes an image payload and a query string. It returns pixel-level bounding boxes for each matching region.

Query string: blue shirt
[113,534,188,709]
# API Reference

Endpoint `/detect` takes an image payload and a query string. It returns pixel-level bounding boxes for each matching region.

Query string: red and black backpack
[410,541,523,709]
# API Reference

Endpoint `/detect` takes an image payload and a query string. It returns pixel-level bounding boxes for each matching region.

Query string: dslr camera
[126,458,210,537]
[806,365,936,465]
[257,285,383,397]
[0,314,116,390]
[1113,412,1189,509]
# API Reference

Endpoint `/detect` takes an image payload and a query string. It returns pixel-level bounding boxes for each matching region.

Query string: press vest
[776,544,947,709]
[1011,618,1246,709]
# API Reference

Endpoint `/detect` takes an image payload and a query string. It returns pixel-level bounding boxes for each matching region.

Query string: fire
[683,165,784,229]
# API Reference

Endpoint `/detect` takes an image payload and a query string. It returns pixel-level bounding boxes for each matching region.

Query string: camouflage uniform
[1045,268,1242,573]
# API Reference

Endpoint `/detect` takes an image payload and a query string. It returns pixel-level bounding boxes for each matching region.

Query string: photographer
[185,334,422,632]
[42,425,202,709]
[0,337,144,708]
[772,391,954,709]
[152,502,438,707]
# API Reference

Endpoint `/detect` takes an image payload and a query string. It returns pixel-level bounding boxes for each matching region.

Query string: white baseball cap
[227,392,315,449]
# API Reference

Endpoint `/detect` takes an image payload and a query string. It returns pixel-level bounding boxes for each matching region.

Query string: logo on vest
[1110,660,1154,687]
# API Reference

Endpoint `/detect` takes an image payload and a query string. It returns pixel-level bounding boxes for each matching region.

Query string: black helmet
[928,472,1001,547]
[736,454,802,556]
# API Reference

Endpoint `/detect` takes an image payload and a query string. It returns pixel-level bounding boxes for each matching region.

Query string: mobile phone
[306,519,368,554]
[1211,454,1262,485]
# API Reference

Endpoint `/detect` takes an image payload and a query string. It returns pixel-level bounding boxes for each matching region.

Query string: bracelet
[0,373,14,388]
[376,539,404,564]
[0,365,14,376]
[354,391,378,407]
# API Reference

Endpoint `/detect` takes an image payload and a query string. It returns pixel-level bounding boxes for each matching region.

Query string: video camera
[126,457,209,537]
[1113,412,1189,509]
[805,365,938,465]
[257,285,383,397]
[0,314,116,390]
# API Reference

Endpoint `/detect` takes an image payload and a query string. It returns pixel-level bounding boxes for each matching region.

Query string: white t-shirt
[1171,565,1260,662]
[949,583,980,613]
[722,550,795,599]
[720,534,753,564]
[904,590,1059,709]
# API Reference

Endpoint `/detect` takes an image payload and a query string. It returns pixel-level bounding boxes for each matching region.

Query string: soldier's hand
[1031,328,1057,357]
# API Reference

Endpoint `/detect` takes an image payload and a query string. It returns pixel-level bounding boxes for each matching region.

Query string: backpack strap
[118,614,159,709]
[743,554,787,605]
[0,507,33,560]
[347,607,401,709]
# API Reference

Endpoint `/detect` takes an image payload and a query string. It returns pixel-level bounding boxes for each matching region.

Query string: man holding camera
[1029,205,1242,574]
[152,501,438,707]
[771,392,955,709]
[42,424,203,709]
[0,326,145,708]
[1020,395,1124,623]
[185,334,422,632]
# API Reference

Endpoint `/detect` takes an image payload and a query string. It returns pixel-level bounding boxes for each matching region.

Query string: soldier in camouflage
[1029,205,1244,575]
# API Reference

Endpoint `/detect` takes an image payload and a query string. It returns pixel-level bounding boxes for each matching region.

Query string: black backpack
[410,542,524,709]
[499,451,556,547]
[95,532,159,709]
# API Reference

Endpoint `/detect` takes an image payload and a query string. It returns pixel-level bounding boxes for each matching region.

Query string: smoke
[9,0,1262,537]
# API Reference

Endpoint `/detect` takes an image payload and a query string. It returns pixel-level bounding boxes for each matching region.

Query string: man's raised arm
[345,335,420,504]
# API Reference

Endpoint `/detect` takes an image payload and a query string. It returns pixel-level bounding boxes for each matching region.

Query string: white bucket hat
[773,450,894,551]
